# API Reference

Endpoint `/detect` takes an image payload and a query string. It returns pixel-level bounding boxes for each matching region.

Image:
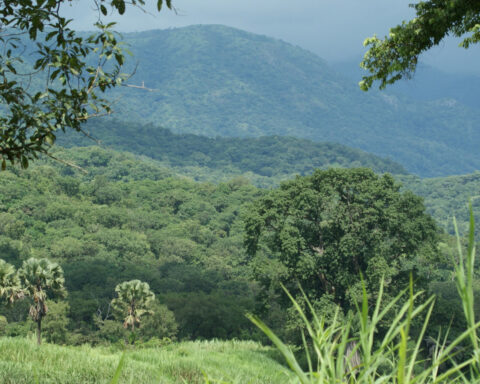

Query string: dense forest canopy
[0,147,265,342]
[244,168,439,321]
[55,134,480,237]
[0,146,475,345]
[59,119,407,184]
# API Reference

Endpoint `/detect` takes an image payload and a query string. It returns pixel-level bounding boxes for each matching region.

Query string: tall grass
[0,338,292,383]
[248,206,480,383]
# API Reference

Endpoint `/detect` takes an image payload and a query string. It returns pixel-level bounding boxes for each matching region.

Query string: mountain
[90,24,480,177]
[59,119,407,186]
[335,60,480,110]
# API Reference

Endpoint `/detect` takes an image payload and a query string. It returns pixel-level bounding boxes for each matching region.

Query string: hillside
[59,119,407,186]
[336,60,480,109]
[0,145,455,344]
[49,141,480,238]
[0,147,266,342]
[58,120,480,236]
[0,145,477,356]
[92,24,480,177]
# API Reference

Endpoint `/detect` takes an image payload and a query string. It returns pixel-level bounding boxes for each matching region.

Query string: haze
[64,0,480,75]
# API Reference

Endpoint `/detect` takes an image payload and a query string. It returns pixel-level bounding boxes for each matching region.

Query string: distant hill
[90,25,480,177]
[335,60,480,110]
[59,119,407,186]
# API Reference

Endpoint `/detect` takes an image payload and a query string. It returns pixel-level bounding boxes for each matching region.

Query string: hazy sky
[63,0,479,75]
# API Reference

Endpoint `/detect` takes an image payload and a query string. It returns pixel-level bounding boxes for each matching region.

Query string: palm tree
[18,258,67,345]
[0,259,22,304]
[111,280,155,341]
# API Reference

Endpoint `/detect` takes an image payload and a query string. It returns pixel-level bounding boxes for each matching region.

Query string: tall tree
[360,0,480,90]
[0,0,172,168]
[244,168,438,315]
[18,258,67,345]
[0,259,21,304]
[111,280,155,340]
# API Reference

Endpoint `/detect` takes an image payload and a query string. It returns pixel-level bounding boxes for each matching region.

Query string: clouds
[63,0,479,75]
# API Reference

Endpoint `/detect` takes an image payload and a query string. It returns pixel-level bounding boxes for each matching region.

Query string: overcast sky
[63,0,479,75]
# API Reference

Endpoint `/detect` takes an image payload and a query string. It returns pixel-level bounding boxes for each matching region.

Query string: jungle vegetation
[0,146,474,348]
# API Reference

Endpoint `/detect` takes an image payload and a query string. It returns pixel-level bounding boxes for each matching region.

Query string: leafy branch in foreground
[0,0,173,169]
[360,1,480,90]
[248,204,480,383]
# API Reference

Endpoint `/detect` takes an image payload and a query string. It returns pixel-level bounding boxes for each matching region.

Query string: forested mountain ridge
[93,24,480,177]
[399,172,480,236]
[59,119,407,186]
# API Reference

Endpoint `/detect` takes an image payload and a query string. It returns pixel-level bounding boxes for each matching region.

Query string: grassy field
[0,337,292,384]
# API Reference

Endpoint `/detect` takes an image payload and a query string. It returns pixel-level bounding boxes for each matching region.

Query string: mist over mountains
[94,24,480,177]
[336,60,480,110]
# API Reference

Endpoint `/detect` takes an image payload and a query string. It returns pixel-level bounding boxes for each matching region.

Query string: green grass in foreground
[0,337,292,384]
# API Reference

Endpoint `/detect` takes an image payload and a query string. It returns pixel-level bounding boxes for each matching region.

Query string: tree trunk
[131,322,136,345]
[344,341,361,376]
[36,319,42,345]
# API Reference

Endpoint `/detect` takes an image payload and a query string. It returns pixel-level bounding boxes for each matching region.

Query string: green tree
[0,259,21,304]
[0,0,172,168]
[138,300,178,341]
[244,168,438,316]
[111,280,155,339]
[18,258,67,345]
[42,300,70,344]
[360,0,480,90]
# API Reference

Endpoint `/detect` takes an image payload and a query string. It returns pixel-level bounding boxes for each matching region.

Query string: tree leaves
[244,168,439,314]
[112,280,155,332]
[360,0,480,90]
[0,0,173,168]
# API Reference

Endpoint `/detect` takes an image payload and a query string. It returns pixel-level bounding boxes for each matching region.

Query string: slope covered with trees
[93,25,480,177]
[400,172,480,237]
[59,119,406,186]
[0,145,465,346]
[58,131,480,238]
[60,120,480,238]
[0,147,265,342]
